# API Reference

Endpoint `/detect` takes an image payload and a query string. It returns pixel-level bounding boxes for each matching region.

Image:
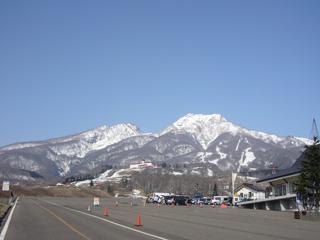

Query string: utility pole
[310,118,319,143]
[232,172,237,206]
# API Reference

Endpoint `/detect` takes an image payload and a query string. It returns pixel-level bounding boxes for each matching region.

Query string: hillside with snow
[161,113,310,149]
[0,113,310,182]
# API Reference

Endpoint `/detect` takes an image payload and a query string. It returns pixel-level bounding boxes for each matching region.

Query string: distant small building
[129,160,154,169]
[234,183,265,201]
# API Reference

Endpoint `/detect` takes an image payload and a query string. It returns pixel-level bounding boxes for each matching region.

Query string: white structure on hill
[129,160,154,169]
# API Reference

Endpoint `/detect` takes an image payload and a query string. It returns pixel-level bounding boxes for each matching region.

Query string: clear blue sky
[0,0,319,147]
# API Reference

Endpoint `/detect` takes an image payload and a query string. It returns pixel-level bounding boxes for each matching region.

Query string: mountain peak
[179,113,227,124]
[161,113,235,149]
[64,122,141,157]
[83,123,140,136]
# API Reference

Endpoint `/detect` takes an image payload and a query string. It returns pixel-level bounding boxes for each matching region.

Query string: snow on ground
[197,152,213,163]
[172,171,183,176]
[94,169,113,181]
[98,168,143,183]
[295,137,312,145]
[207,168,213,177]
[1,143,45,151]
[237,147,256,172]
[74,180,91,187]
[191,169,201,175]
[235,138,241,151]
[242,148,256,165]
[209,159,220,165]
[73,167,145,186]
[216,147,227,159]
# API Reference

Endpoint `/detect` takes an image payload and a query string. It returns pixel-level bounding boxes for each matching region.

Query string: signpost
[2,181,10,191]
[93,197,100,206]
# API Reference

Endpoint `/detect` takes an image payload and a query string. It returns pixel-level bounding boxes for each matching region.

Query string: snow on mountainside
[48,124,140,158]
[161,113,310,149]
[1,124,140,158]
[0,142,47,151]
[0,113,311,182]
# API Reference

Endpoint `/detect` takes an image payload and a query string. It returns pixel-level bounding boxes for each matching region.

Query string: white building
[239,154,303,211]
[234,183,265,202]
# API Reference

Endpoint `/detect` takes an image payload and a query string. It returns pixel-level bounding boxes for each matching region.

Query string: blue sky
[0,0,319,147]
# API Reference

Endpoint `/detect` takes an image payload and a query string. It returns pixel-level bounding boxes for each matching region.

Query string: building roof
[234,183,265,193]
[257,153,304,183]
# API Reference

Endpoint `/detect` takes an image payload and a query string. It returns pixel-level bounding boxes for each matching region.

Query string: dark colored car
[173,196,189,206]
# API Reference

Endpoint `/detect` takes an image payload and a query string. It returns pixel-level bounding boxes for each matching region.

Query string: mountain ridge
[0,113,310,182]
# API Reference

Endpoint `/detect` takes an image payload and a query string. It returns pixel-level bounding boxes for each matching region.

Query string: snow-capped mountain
[0,123,141,180]
[0,114,310,182]
[48,124,140,158]
[1,124,140,158]
[161,113,310,149]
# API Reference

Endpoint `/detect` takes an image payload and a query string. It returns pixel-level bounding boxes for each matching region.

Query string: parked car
[203,197,212,205]
[173,196,189,205]
[164,195,175,205]
[192,197,205,205]
[152,195,162,204]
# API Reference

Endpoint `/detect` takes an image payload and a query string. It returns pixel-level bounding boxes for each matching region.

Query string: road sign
[93,197,100,206]
[2,181,10,191]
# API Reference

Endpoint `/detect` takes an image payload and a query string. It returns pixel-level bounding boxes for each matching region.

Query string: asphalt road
[2,197,320,240]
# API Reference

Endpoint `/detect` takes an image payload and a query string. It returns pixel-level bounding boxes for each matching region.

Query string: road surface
[2,197,320,240]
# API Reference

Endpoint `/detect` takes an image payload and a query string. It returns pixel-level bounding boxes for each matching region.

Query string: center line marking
[33,200,91,240]
[41,199,170,240]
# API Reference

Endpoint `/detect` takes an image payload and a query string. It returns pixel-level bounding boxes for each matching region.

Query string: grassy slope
[0,202,9,218]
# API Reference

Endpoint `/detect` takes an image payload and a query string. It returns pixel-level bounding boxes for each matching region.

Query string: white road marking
[0,197,19,240]
[42,199,170,240]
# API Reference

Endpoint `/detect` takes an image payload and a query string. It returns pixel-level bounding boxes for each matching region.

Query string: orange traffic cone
[220,203,227,209]
[134,209,143,227]
[104,207,109,216]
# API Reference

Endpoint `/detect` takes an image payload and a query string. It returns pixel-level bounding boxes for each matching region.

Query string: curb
[0,205,12,235]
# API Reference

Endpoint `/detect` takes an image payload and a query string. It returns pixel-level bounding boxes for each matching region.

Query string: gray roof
[257,153,304,183]
[235,183,265,192]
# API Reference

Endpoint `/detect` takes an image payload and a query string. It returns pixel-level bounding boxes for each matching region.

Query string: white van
[211,196,229,205]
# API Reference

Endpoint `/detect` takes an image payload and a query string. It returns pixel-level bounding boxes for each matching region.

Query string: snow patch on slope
[237,147,256,172]
[235,139,241,151]
[197,152,213,163]
[216,147,227,160]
